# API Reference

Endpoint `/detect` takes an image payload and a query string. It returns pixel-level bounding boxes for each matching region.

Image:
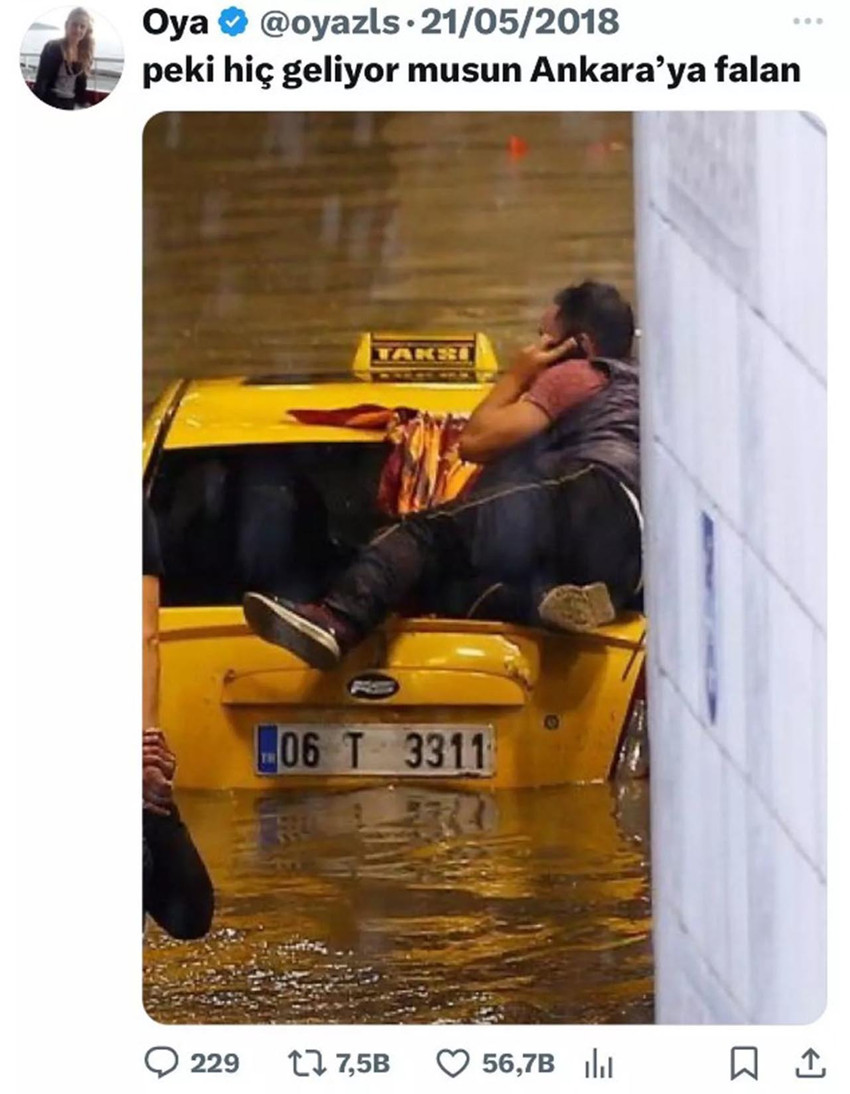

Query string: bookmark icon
[730,1046,758,1081]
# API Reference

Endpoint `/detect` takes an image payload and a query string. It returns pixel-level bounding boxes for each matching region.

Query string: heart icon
[436,1049,471,1078]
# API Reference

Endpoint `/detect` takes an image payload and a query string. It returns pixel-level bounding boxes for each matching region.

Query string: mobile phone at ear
[558,334,588,361]
[574,333,592,358]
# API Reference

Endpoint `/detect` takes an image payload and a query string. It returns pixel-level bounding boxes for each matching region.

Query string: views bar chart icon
[585,1049,613,1079]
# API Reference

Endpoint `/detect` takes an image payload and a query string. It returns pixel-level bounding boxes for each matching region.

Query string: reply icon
[730,1046,759,1081]
[145,1046,179,1079]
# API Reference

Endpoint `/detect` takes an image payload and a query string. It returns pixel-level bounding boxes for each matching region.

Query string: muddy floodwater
[143,111,633,406]
[144,783,652,1024]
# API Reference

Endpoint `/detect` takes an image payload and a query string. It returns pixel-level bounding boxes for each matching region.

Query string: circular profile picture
[21,7,124,110]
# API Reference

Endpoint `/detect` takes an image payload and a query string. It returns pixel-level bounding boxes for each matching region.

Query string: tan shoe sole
[538,582,616,633]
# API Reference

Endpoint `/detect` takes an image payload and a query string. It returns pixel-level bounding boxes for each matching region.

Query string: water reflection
[143,112,633,406]
[144,783,652,1024]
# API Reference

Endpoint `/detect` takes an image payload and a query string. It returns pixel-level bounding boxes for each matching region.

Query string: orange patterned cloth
[284,404,394,430]
[382,412,481,514]
[286,405,481,515]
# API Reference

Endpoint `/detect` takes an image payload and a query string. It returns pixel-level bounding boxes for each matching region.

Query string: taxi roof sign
[352,332,499,383]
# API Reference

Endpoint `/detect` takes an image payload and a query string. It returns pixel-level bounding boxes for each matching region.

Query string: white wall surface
[635,112,826,1023]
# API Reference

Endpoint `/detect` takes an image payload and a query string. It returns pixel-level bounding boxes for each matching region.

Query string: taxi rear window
[148,442,386,606]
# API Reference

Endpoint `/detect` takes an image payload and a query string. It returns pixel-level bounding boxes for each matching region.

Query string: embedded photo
[142,111,825,1025]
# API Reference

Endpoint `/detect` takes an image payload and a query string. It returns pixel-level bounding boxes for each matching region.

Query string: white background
[637,109,827,1024]
[8,0,847,1090]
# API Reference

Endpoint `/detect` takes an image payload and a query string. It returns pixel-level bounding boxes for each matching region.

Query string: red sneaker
[242,593,358,669]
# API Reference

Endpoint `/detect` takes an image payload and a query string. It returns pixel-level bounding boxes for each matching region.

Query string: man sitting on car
[242,280,642,669]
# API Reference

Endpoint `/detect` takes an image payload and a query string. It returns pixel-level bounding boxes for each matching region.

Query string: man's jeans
[324,463,642,634]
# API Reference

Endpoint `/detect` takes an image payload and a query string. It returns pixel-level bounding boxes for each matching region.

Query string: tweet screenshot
[12,0,843,1090]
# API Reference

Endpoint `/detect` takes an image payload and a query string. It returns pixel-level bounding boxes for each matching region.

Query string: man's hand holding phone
[511,335,582,388]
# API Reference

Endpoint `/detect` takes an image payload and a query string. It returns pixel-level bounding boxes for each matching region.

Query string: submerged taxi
[144,333,646,791]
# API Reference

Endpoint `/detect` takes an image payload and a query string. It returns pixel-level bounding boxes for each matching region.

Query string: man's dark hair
[553,281,635,359]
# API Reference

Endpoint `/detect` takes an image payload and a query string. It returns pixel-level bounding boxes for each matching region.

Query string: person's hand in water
[143,729,176,777]
[143,729,176,815]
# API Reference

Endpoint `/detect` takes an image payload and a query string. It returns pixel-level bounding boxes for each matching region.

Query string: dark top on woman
[33,40,87,106]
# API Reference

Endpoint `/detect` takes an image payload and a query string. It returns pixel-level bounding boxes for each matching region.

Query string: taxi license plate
[255,724,494,777]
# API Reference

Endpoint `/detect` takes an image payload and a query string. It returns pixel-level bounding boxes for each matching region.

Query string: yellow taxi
[144,333,646,791]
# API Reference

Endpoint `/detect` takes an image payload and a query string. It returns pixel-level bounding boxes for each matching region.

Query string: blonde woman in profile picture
[34,7,94,109]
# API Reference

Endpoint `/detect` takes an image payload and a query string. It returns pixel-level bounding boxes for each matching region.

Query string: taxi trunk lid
[219,617,539,710]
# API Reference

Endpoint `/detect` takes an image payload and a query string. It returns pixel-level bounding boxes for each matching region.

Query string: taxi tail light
[611,662,648,780]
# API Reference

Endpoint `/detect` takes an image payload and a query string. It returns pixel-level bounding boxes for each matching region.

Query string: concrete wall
[635,112,826,1023]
